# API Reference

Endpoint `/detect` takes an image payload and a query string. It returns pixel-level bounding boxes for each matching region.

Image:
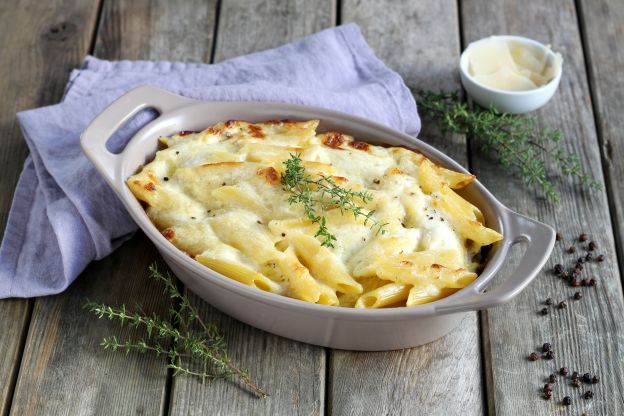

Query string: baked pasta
[128,120,503,308]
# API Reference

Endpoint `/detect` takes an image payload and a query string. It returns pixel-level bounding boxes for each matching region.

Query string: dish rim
[81,86,555,321]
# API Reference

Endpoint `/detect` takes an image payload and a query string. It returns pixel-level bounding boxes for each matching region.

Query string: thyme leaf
[281,153,386,247]
[416,90,602,202]
[85,264,267,398]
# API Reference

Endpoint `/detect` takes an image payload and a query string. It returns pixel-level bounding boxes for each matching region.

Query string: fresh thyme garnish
[85,264,267,398]
[281,153,386,247]
[417,90,602,202]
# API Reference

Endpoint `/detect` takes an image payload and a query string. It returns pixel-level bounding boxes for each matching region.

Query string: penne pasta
[128,119,503,308]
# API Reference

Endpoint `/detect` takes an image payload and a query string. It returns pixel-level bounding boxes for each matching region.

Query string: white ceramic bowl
[459,35,562,114]
[81,86,555,351]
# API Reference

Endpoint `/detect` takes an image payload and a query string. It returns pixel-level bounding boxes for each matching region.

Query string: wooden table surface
[1,0,623,415]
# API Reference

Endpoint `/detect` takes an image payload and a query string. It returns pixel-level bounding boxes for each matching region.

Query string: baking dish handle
[80,85,195,184]
[434,209,555,315]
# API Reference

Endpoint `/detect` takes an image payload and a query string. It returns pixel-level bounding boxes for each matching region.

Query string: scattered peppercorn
[596,254,605,262]
[589,278,597,287]
[572,378,582,388]
[542,342,552,352]
[592,375,599,384]
[545,297,553,306]
[560,367,568,376]
[558,301,567,309]
[563,396,572,406]
[549,373,557,383]
[579,233,589,242]
[584,390,594,399]
[568,246,576,254]
[572,371,579,380]
[570,278,581,287]
[544,350,555,360]
[544,391,552,400]
[540,308,549,316]
[585,253,593,261]
[163,176,169,181]
[556,232,562,241]
[577,256,586,264]
[589,241,597,251]
[554,264,564,274]
[544,383,554,392]
[582,373,592,383]
[529,352,539,361]
[561,271,570,280]
[574,292,583,300]
[581,279,589,287]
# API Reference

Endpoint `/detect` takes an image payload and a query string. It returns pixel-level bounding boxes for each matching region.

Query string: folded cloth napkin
[0,23,420,298]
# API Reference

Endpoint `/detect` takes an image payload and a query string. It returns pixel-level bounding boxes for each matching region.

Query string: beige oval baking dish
[80,86,555,351]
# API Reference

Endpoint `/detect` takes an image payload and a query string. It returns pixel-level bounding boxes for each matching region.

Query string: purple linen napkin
[0,23,420,298]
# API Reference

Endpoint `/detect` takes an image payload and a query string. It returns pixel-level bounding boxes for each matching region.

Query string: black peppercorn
[554,264,564,274]
[572,371,579,380]
[561,271,570,280]
[544,383,553,392]
[572,378,582,388]
[568,246,576,254]
[545,297,553,306]
[574,291,583,300]
[578,256,586,264]
[544,350,555,360]
[586,252,593,261]
[589,241,597,251]
[570,278,581,287]
[579,233,589,242]
[582,373,592,383]
[560,367,568,376]
[529,352,539,361]
[544,391,552,400]
[596,254,605,262]
[563,396,572,406]
[163,176,169,181]
[542,342,552,352]
[540,307,549,315]
[558,301,567,309]
[592,375,599,384]
[556,232,562,241]
[589,278,597,287]
[584,390,593,399]
[549,373,557,383]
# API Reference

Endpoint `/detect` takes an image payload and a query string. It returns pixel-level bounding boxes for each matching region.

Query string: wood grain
[330,1,484,415]
[0,0,102,414]
[167,1,334,414]
[10,237,170,416]
[461,0,624,414]
[213,0,336,63]
[576,0,624,283]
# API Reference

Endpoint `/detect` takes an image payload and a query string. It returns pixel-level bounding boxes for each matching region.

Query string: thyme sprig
[281,153,386,247]
[85,264,267,398]
[417,90,602,202]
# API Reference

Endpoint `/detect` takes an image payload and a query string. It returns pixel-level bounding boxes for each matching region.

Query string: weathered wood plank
[329,1,484,415]
[10,237,170,416]
[168,1,334,414]
[576,0,624,282]
[461,0,624,414]
[213,0,336,63]
[7,0,219,414]
[0,0,102,414]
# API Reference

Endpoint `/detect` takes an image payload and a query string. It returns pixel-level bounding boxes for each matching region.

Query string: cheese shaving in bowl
[468,36,563,91]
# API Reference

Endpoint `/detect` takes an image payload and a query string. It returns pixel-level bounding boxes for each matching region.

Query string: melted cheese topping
[128,120,502,308]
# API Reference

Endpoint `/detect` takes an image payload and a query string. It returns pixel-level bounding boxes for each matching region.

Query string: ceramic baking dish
[81,85,555,351]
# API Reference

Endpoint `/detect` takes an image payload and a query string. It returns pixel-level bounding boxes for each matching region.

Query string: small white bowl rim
[459,35,562,96]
